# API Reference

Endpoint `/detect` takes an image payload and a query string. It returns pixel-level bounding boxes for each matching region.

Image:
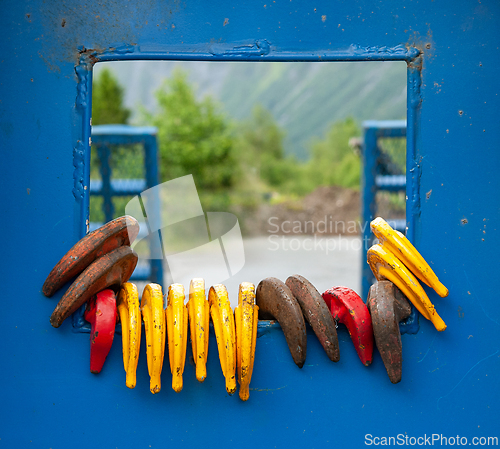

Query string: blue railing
[90,125,163,285]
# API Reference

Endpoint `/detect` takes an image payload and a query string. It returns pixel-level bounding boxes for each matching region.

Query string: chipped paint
[72,140,85,201]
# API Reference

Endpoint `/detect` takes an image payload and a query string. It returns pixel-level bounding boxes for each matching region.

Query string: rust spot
[78,47,103,66]
[49,245,137,328]
[321,15,327,22]
[459,110,464,116]
[61,18,66,27]
[42,216,139,298]
[461,218,468,225]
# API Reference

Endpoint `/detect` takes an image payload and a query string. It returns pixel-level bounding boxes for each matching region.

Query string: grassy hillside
[95,60,406,160]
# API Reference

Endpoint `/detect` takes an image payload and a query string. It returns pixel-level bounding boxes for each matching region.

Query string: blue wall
[1,1,499,447]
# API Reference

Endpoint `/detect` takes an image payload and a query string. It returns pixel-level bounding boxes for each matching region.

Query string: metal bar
[94,45,420,63]
[361,126,378,301]
[96,144,114,223]
[375,175,406,191]
[130,262,151,280]
[91,125,158,137]
[81,68,93,238]
[406,57,422,242]
[144,136,164,286]
[89,178,147,196]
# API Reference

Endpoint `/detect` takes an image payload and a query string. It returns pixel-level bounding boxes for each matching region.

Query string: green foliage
[237,105,284,162]
[233,108,362,198]
[218,61,407,160]
[92,68,131,125]
[379,137,406,174]
[233,105,313,196]
[150,69,236,199]
[90,69,369,227]
[90,68,134,222]
[235,105,285,186]
[306,117,361,189]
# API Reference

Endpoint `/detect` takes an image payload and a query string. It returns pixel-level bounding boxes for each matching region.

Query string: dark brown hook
[50,246,138,328]
[367,280,411,384]
[285,275,340,362]
[256,277,307,368]
[42,216,139,297]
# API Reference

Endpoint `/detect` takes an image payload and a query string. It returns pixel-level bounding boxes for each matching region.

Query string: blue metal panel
[2,1,499,448]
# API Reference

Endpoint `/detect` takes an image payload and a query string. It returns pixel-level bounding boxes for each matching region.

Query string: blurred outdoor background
[90,61,407,297]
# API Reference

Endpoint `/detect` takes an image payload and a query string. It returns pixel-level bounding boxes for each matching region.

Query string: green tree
[92,68,131,125]
[150,69,236,209]
[237,105,285,163]
[306,117,361,188]
[91,68,134,180]
[234,105,313,195]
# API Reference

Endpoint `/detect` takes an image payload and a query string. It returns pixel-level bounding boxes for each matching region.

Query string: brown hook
[42,216,139,297]
[256,277,307,368]
[50,246,138,328]
[285,275,340,362]
[367,280,411,383]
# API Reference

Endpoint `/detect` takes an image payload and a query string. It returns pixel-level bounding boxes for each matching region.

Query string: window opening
[89,60,407,309]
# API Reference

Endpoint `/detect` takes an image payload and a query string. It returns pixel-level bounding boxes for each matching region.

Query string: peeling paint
[211,39,271,57]
[72,141,85,202]
[406,55,423,229]
[352,44,418,60]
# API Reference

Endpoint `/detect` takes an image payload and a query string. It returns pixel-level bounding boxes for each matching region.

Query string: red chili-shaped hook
[84,289,117,374]
[322,286,374,366]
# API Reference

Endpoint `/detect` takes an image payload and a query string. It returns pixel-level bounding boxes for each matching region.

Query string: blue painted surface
[1,1,499,448]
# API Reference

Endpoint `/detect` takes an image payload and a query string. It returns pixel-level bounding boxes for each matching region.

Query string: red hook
[84,289,117,374]
[322,286,374,366]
